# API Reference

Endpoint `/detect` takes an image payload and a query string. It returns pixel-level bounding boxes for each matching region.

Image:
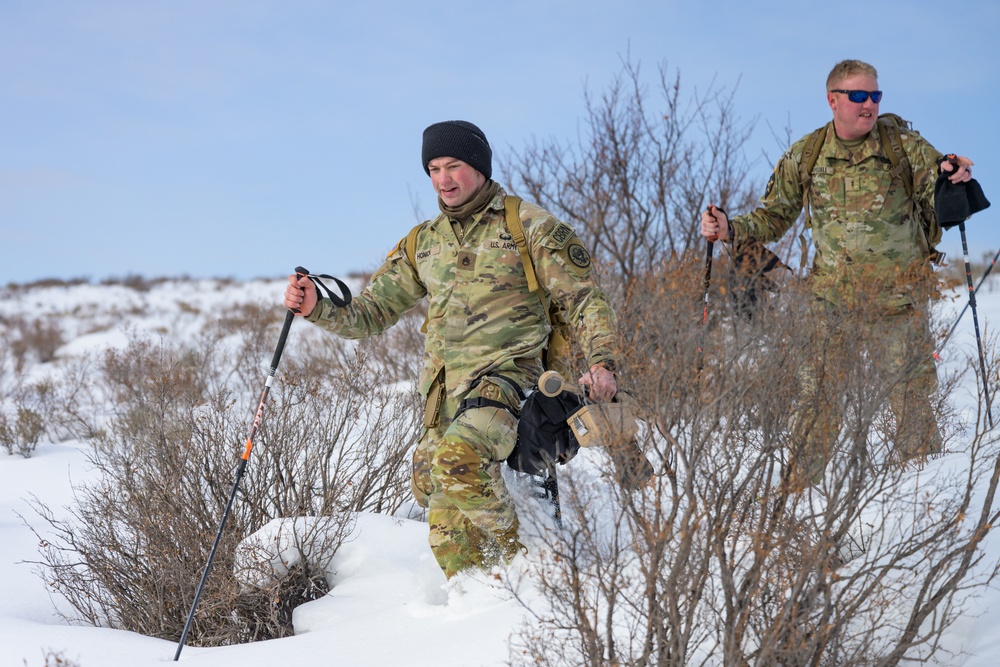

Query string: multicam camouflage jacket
[730,119,944,308]
[306,187,618,400]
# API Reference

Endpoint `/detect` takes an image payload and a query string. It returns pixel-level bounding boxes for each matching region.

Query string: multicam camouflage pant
[411,375,525,578]
[789,303,943,489]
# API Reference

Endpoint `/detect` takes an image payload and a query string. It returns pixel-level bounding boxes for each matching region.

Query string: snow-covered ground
[2,274,1000,666]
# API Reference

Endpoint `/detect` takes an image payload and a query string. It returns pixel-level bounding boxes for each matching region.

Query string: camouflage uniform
[732,120,942,309]
[730,120,944,482]
[306,186,618,576]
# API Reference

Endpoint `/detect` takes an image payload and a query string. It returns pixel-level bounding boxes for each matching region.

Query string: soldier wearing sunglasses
[699,59,974,489]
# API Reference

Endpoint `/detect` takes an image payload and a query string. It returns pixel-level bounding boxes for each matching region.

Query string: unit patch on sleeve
[544,222,575,249]
[567,243,591,268]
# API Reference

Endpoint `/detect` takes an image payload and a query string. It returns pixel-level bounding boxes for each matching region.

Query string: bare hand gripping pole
[173,267,307,661]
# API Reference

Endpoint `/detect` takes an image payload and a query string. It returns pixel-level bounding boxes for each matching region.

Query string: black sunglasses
[830,89,883,104]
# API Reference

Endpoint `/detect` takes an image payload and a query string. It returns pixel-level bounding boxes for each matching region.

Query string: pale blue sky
[2,1,998,285]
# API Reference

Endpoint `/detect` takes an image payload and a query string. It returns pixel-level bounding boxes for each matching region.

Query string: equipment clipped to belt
[506,377,583,476]
[506,370,640,476]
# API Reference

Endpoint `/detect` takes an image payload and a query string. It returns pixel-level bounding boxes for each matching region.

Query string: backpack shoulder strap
[401,222,429,333]
[504,196,542,296]
[876,113,913,198]
[403,222,423,267]
[798,123,830,231]
[798,123,829,192]
[876,113,943,261]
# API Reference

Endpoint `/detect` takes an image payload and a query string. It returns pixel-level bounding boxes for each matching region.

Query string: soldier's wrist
[936,154,958,174]
[714,207,734,242]
[305,298,327,322]
[593,359,617,374]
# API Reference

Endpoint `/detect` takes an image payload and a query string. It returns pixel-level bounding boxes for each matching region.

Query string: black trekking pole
[935,246,1000,359]
[696,238,714,372]
[173,267,305,661]
[957,225,994,429]
[540,472,561,528]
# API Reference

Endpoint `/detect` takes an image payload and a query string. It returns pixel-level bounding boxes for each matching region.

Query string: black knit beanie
[422,120,492,179]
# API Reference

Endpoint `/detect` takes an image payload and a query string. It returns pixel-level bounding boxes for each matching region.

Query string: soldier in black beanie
[285,119,629,580]
[421,120,492,179]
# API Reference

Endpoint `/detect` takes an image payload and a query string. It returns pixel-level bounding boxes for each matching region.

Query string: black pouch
[507,389,583,476]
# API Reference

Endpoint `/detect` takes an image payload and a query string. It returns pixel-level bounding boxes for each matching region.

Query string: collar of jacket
[428,184,508,235]
[819,123,881,165]
[437,179,502,223]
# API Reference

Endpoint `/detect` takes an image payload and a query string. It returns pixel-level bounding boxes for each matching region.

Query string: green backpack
[403,195,575,375]
[797,113,943,263]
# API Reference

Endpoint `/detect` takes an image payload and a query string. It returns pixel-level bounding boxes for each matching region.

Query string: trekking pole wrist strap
[307,272,353,307]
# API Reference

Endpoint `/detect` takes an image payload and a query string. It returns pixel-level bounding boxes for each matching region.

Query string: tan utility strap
[504,196,540,295]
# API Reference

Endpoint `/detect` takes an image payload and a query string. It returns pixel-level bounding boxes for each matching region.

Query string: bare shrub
[509,264,1000,666]
[0,310,100,455]
[351,307,426,385]
[501,55,760,289]
[7,315,65,370]
[0,331,11,394]
[177,300,201,315]
[23,649,82,667]
[99,273,166,292]
[25,309,421,647]
[0,406,44,457]
[5,277,89,291]
[24,357,106,442]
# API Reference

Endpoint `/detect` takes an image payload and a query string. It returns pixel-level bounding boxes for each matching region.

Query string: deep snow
[3,275,1000,666]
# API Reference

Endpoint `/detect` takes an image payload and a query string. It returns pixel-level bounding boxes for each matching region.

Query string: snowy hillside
[2,275,1000,667]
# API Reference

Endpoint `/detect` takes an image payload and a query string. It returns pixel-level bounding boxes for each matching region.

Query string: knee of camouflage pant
[431,409,516,515]
[451,390,519,462]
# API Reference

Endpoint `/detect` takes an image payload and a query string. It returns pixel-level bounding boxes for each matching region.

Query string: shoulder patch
[543,222,575,249]
[388,238,405,261]
[567,243,591,268]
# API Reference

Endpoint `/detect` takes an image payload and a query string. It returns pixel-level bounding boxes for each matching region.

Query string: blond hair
[826,60,879,90]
